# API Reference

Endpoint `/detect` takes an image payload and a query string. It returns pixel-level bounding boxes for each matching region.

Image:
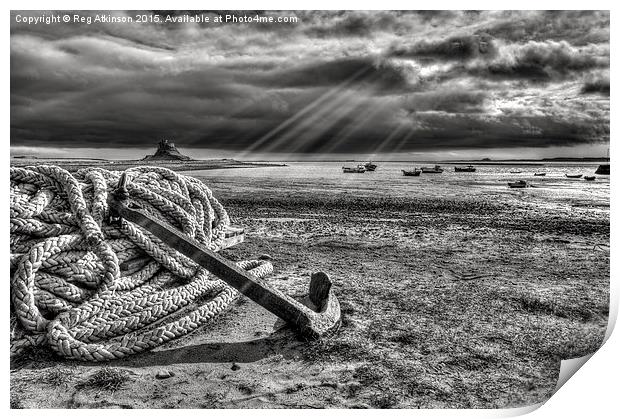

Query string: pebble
[156,370,175,379]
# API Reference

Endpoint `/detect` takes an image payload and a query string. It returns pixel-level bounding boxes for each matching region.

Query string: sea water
[187,161,610,212]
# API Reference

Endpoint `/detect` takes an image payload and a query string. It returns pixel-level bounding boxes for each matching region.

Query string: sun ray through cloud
[235,65,374,159]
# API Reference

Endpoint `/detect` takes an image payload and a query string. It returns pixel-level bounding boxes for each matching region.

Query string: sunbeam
[235,65,373,159]
[316,96,395,156]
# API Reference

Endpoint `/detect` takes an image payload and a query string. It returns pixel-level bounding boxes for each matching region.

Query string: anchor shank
[108,197,337,337]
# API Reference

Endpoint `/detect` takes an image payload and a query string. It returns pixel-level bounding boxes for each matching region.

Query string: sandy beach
[10,161,609,409]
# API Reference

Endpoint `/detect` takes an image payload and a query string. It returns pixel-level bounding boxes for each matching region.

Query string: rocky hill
[142,139,191,161]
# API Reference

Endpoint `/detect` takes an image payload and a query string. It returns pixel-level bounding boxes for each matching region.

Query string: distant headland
[142,139,191,161]
[10,140,286,172]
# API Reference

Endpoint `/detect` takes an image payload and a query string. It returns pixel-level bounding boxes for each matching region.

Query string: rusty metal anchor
[108,173,341,339]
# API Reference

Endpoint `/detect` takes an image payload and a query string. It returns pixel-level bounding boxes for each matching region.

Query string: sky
[10,10,610,160]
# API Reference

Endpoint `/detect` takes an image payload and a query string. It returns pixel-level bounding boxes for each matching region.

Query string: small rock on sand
[156,370,175,379]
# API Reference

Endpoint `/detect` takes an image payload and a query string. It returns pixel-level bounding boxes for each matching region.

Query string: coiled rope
[10,165,273,362]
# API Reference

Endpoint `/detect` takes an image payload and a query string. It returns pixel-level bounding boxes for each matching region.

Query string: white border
[5,2,617,418]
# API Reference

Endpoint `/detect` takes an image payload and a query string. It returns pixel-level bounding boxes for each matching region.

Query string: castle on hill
[142,139,191,161]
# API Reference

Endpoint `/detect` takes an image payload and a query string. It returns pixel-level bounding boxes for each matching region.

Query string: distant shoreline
[10,156,608,169]
[239,160,607,165]
[9,158,286,172]
[230,158,608,164]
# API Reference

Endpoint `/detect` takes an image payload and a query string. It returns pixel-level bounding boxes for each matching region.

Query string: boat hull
[402,170,421,176]
[420,165,443,173]
[508,181,528,188]
[421,169,444,173]
[342,165,366,173]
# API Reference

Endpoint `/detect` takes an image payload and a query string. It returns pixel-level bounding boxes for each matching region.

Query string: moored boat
[402,169,421,176]
[534,172,546,176]
[363,161,377,171]
[565,174,583,178]
[455,165,476,172]
[584,175,596,181]
[420,165,444,173]
[508,180,528,188]
[342,165,366,173]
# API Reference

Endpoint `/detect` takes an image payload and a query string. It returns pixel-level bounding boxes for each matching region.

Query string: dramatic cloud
[477,10,609,46]
[478,41,609,81]
[389,34,497,62]
[581,76,610,96]
[247,57,416,92]
[10,10,610,156]
[402,89,490,114]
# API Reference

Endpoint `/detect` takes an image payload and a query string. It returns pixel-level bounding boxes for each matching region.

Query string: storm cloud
[10,10,610,155]
[389,34,497,62]
[479,41,609,81]
[581,76,610,96]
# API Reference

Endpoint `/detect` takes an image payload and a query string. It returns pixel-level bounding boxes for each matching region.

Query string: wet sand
[10,168,609,409]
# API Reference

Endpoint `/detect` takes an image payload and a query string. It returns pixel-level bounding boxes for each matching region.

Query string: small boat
[584,176,596,181]
[342,165,366,173]
[534,172,546,176]
[454,165,476,172]
[595,164,609,175]
[420,165,444,173]
[509,170,522,174]
[508,180,528,188]
[565,174,583,178]
[402,169,421,176]
[363,161,377,171]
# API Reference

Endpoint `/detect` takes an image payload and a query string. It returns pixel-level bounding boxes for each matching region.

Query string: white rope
[10,165,272,361]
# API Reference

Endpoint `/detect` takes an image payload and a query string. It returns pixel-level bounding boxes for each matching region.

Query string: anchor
[108,172,342,339]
